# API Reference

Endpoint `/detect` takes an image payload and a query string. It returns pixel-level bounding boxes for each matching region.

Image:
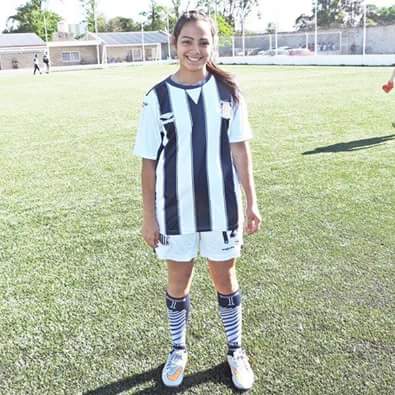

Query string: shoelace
[166,352,183,373]
[232,350,251,370]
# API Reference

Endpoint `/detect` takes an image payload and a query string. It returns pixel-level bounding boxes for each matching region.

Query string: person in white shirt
[134,10,261,391]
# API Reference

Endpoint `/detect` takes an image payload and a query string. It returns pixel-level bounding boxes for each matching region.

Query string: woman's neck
[173,68,207,85]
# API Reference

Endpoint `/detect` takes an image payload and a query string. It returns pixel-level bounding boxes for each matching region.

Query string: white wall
[219,55,395,66]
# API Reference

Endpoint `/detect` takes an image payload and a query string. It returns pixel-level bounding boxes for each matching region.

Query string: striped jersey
[134,73,252,235]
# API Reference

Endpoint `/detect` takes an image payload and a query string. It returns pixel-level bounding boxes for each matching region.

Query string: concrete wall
[105,44,170,62]
[0,49,45,70]
[219,54,395,66]
[221,24,395,56]
[106,45,159,62]
[49,45,99,66]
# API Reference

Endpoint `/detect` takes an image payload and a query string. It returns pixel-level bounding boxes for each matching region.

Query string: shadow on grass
[302,134,395,155]
[83,361,238,395]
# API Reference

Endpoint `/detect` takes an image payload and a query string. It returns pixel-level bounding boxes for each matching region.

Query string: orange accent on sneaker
[167,367,183,382]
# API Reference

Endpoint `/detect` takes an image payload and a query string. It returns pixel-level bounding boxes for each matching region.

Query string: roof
[0,33,45,48]
[95,31,169,45]
[47,40,99,48]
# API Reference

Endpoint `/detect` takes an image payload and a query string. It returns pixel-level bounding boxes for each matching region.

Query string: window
[62,51,80,62]
[145,47,153,60]
[132,48,142,61]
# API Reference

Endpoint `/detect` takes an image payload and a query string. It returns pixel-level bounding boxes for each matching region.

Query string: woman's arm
[230,141,261,234]
[141,158,160,247]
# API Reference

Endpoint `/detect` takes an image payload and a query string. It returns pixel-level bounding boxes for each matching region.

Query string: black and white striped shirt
[134,73,252,235]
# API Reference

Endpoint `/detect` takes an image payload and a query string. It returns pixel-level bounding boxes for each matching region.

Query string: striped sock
[218,290,242,353]
[166,292,190,350]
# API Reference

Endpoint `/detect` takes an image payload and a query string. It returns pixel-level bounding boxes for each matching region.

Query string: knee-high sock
[166,292,190,350]
[218,290,242,352]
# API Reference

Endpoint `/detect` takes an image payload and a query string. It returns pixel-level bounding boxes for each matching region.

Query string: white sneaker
[161,349,188,387]
[227,348,254,390]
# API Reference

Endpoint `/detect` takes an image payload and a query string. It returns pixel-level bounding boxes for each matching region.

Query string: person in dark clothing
[33,54,41,75]
[43,51,50,73]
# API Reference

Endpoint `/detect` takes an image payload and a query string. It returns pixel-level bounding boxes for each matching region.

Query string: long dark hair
[173,10,240,103]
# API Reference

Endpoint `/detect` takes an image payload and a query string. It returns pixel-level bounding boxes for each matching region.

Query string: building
[94,31,171,63]
[0,33,46,70]
[47,39,101,66]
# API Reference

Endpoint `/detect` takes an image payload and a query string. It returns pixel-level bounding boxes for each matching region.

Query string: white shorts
[155,229,243,262]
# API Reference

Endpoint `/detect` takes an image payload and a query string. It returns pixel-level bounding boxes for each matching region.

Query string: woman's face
[174,20,214,74]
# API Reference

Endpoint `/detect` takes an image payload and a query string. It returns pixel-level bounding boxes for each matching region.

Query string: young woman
[134,10,261,390]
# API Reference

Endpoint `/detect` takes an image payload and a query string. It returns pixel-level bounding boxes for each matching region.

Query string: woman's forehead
[179,20,213,39]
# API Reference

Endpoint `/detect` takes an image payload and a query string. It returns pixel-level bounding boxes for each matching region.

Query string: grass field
[0,65,394,394]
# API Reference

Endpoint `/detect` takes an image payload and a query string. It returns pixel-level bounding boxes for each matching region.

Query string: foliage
[105,17,140,32]
[366,4,395,26]
[4,0,61,40]
[217,14,234,46]
[295,0,395,31]
[80,0,106,32]
[139,0,168,31]
[197,0,259,30]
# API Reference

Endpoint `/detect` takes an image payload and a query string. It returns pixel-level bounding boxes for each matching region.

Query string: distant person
[42,51,50,74]
[33,54,41,75]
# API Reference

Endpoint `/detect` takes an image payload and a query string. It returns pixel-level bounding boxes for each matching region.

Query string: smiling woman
[133,9,261,392]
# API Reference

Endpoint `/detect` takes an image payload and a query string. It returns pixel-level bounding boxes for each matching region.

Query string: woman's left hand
[244,204,262,235]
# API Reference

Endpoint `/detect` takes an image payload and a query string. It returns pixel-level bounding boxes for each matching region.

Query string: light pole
[362,0,367,56]
[166,12,171,60]
[42,0,49,43]
[93,1,100,65]
[314,0,318,56]
[141,22,145,62]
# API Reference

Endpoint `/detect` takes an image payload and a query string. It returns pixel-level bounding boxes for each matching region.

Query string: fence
[219,24,395,58]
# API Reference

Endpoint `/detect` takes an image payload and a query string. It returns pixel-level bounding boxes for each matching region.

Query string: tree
[140,0,168,31]
[365,4,395,26]
[170,0,182,18]
[217,14,234,46]
[80,0,106,32]
[265,22,276,34]
[106,17,140,32]
[4,0,61,40]
[342,0,364,27]
[294,0,365,31]
[196,0,259,30]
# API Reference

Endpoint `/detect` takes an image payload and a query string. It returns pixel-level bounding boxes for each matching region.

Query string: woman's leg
[208,258,242,351]
[165,260,194,351]
[162,260,194,387]
[167,260,194,298]
[208,258,254,390]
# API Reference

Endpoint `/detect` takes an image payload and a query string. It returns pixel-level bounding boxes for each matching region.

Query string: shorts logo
[159,234,169,245]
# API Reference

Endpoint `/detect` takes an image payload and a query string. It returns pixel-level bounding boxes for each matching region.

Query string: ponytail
[206,61,240,104]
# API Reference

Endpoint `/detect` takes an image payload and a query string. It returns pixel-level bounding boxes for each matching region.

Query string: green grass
[0,65,394,394]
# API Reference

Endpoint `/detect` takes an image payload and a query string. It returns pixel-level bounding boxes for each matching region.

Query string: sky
[1,0,394,33]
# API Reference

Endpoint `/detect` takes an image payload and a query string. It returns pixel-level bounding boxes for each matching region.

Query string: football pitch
[0,65,394,394]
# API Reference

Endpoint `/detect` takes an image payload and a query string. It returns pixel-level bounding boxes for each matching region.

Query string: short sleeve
[133,90,162,160]
[228,94,253,143]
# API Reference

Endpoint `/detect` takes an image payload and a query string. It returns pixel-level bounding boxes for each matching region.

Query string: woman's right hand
[142,217,160,248]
